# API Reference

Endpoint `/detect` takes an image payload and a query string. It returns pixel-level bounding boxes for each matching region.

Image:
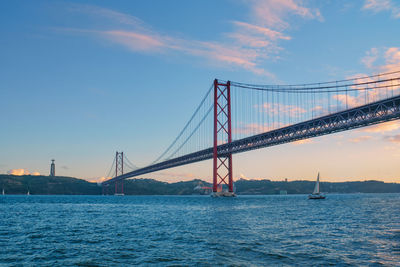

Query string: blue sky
[1,0,400,182]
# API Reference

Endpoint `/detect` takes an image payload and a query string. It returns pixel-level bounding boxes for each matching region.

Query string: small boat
[2,189,4,195]
[27,190,30,196]
[308,172,325,199]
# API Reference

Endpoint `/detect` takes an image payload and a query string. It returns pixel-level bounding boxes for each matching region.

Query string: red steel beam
[213,79,233,193]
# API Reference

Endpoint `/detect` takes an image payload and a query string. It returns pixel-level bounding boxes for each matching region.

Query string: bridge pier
[213,79,235,197]
[114,180,124,196]
[102,184,110,195]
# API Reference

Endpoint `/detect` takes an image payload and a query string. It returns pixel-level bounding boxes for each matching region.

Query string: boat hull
[308,194,325,199]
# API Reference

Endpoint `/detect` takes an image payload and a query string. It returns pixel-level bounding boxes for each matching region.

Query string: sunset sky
[1,0,400,183]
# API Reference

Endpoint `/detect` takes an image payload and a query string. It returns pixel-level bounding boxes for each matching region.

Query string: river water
[0,194,399,266]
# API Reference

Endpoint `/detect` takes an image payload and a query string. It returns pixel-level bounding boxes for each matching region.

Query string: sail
[313,173,320,194]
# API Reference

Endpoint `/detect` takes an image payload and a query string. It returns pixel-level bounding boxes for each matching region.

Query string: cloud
[260,103,307,117]
[232,21,291,41]
[383,47,400,72]
[239,173,249,179]
[362,0,400,18]
[332,94,364,108]
[234,121,291,135]
[363,0,392,11]
[359,120,400,133]
[361,48,379,69]
[361,47,400,73]
[62,27,271,76]
[8,169,30,176]
[234,123,266,135]
[249,0,323,30]
[7,169,41,176]
[59,2,323,76]
[184,40,271,75]
[292,139,314,145]
[384,134,400,143]
[88,176,110,183]
[67,4,146,27]
[348,135,373,143]
[336,47,400,111]
[101,30,166,52]
[223,0,323,73]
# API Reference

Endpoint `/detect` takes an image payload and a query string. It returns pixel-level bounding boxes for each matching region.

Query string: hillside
[0,174,399,195]
[234,179,400,194]
[0,174,100,195]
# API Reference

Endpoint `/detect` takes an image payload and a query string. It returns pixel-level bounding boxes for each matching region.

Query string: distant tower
[50,159,55,176]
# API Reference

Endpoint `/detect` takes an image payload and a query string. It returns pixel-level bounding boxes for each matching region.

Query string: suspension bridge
[102,71,400,196]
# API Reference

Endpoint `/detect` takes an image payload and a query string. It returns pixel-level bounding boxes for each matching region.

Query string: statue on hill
[50,159,55,176]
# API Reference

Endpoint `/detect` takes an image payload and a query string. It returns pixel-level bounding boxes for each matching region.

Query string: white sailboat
[2,189,4,195]
[308,172,325,199]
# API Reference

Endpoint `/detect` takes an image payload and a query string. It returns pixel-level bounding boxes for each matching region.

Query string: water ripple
[0,194,399,266]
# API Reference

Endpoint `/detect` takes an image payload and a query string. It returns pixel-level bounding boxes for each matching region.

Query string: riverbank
[1,174,399,195]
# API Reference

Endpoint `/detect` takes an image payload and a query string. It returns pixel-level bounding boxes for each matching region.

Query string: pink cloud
[311,105,324,112]
[384,134,400,143]
[383,47,400,71]
[62,2,323,76]
[59,27,171,53]
[361,47,400,73]
[232,21,291,41]
[67,4,146,27]
[332,94,364,108]
[64,27,272,75]
[228,32,272,48]
[250,0,323,30]
[234,123,266,135]
[361,48,379,69]
[292,139,314,145]
[189,41,265,73]
[359,120,400,133]
[363,0,392,11]
[239,173,249,179]
[89,176,110,183]
[261,103,307,117]
[348,136,373,143]
[234,121,290,135]
[60,25,268,75]
[363,0,400,18]
[336,50,400,110]
[102,30,166,52]
[358,47,400,100]
[8,169,30,176]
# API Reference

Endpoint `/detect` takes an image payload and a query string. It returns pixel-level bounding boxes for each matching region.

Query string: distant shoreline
[1,174,399,195]
[1,192,400,196]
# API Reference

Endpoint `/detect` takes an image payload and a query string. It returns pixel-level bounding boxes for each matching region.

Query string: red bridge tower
[114,151,124,195]
[213,79,235,196]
